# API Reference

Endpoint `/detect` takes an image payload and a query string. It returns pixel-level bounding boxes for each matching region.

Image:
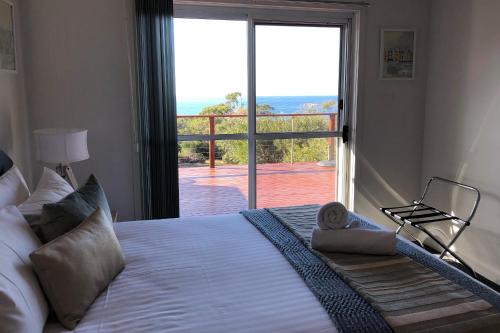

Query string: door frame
[173,2,362,210]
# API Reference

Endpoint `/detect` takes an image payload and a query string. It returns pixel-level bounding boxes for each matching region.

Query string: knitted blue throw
[241,208,392,333]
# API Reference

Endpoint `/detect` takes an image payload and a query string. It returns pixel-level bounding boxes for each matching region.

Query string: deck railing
[177,113,337,168]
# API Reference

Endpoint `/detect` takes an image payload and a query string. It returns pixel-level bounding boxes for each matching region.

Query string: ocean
[177,96,338,115]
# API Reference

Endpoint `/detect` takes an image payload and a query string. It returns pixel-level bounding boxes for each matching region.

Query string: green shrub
[179,92,336,165]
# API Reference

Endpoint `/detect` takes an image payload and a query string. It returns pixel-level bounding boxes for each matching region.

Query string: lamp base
[56,163,79,189]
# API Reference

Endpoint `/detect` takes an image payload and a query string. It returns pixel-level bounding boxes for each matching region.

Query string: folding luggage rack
[380,177,481,277]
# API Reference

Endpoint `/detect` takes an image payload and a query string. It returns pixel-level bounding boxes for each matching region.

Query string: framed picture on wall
[0,0,16,72]
[380,29,416,80]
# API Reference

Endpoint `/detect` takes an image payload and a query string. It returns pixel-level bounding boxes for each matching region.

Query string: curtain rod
[174,0,371,9]
[280,0,370,7]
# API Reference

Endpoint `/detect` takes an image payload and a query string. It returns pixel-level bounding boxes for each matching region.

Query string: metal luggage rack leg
[380,177,481,278]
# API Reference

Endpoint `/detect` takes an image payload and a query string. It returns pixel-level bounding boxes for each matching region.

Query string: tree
[257,104,274,115]
[321,100,337,112]
[199,103,232,116]
[225,92,243,110]
[199,92,244,116]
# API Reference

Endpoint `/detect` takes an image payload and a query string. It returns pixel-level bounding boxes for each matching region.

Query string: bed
[43,214,337,333]
[42,209,500,333]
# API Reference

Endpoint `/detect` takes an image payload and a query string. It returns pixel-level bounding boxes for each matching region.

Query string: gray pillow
[30,207,125,330]
[37,175,112,243]
[0,150,13,177]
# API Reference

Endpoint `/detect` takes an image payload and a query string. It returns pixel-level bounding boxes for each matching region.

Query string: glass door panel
[175,19,249,216]
[254,24,342,207]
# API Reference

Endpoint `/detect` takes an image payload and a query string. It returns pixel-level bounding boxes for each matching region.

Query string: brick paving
[179,162,336,216]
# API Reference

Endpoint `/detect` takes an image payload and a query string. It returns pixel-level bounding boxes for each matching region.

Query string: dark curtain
[135,0,179,219]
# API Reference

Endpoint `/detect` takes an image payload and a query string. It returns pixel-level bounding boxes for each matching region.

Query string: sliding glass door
[175,16,349,216]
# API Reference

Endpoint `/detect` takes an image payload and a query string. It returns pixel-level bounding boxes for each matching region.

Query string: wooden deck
[179,162,336,216]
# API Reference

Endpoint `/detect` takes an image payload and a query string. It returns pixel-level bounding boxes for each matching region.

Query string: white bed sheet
[43,214,336,333]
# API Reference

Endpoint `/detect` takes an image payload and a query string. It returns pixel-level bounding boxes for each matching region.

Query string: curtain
[135,0,179,219]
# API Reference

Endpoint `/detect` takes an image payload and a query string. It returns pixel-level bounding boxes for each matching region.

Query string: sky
[174,18,340,100]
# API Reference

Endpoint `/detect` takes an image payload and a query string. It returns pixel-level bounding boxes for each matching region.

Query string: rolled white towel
[316,202,348,230]
[311,228,397,255]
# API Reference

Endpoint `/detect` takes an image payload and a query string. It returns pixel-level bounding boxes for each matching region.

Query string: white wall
[21,0,138,220]
[353,0,430,228]
[0,0,32,184]
[422,0,500,283]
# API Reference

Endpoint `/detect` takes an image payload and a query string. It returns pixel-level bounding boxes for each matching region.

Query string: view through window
[175,18,341,216]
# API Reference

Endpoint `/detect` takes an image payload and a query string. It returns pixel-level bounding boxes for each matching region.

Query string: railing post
[290,117,294,165]
[209,115,215,168]
[328,114,335,161]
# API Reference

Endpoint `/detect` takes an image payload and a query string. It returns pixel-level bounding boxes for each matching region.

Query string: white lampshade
[34,128,89,164]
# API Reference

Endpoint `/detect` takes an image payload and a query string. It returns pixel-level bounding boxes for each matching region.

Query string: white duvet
[44,214,336,333]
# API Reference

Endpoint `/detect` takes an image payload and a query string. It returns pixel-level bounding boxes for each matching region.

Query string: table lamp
[33,128,89,188]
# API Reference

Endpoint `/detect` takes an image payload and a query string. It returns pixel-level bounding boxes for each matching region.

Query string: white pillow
[0,166,30,209]
[18,167,74,216]
[0,205,49,333]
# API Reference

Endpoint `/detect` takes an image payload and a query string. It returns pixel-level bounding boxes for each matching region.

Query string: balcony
[178,113,338,216]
